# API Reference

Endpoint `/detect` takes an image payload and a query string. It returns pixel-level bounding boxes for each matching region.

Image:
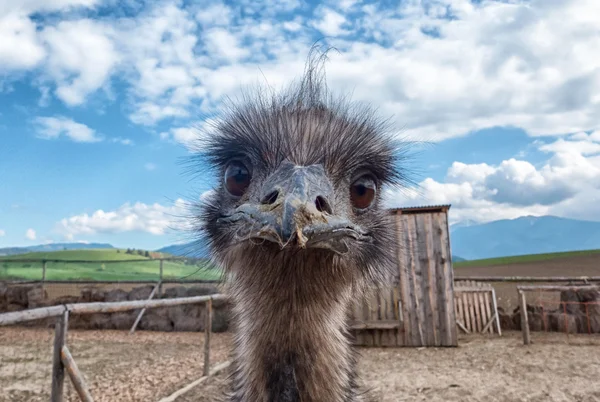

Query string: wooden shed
[349,205,458,347]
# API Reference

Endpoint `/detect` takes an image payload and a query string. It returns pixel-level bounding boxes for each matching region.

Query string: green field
[453,248,600,268]
[0,249,222,281]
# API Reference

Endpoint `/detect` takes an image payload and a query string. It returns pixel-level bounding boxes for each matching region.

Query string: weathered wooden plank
[51,311,69,402]
[483,291,493,334]
[387,287,397,346]
[478,284,490,334]
[429,213,445,346]
[472,283,483,333]
[367,290,379,346]
[349,320,402,330]
[393,286,403,346]
[461,291,471,333]
[362,291,374,346]
[350,295,364,345]
[407,214,425,346]
[467,284,477,334]
[396,214,415,346]
[456,294,465,334]
[435,212,456,346]
[378,288,391,346]
[416,213,436,346]
[61,346,94,402]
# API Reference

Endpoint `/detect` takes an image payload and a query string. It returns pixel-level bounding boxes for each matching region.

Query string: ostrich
[195,52,409,401]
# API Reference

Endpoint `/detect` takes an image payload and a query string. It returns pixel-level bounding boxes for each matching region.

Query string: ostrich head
[199,61,407,288]
[194,53,410,401]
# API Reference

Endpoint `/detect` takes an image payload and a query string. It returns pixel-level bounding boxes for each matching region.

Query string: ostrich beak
[218,162,372,253]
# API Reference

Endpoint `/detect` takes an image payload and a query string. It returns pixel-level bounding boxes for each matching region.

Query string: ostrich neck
[226,256,360,402]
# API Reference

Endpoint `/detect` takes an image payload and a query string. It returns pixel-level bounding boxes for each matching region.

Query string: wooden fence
[454,281,501,335]
[0,293,227,402]
[517,285,600,345]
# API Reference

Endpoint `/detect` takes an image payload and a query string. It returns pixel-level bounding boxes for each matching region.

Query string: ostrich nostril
[315,196,332,214]
[261,190,279,205]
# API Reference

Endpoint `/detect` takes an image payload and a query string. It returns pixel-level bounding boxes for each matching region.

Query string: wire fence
[517,285,600,345]
[0,257,222,281]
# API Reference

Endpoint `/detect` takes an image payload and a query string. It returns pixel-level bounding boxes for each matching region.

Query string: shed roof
[388,204,451,215]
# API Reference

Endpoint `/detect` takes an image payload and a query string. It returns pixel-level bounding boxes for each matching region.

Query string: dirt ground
[455,253,600,312]
[1,328,599,402]
[0,327,233,402]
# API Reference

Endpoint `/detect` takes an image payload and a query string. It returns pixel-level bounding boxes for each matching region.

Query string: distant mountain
[450,215,600,260]
[449,219,479,233]
[0,242,114,256]
[157,240,208,258]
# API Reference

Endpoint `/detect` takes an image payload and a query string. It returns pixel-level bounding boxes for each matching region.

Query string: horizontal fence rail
[454,276,600,283]
[3,279,221,285]
[0,257,187,263]
[517,285,600,292]
[0,294,227,326]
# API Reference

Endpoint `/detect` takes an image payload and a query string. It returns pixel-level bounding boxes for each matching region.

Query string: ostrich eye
[224,161,251,197]
[350,175,377,210]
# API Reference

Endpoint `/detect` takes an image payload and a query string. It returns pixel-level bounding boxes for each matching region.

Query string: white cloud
[195,2,232,27]
[111,137,134,145]
[129,102,189,126]
[160,119,218,149]
[2,0,600,143]
[204,28,250,63]
[388,135,600,224]
[538,136,600,156]
[0,0,100,15]
[0,1,99,72]
[144,163,157,171]
[0,13,45,71]
[41,19,119,105]
[312,7,350,37]
[0,229,5,237]
[25,228,36,240]
[56,199,190,238]
[34,116,102,143]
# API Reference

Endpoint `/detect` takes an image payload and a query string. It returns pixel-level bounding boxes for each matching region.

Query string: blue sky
[1,0,600,249]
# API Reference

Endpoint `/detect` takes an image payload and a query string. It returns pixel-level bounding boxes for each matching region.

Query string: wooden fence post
[51,310,69,402]
[203,298,212,376]
[159,259,164,296]
[42,260,47,294]
[518,290,530,345]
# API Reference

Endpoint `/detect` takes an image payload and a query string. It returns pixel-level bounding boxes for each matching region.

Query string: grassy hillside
[453,248,600,268]
[0,249,221,281]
